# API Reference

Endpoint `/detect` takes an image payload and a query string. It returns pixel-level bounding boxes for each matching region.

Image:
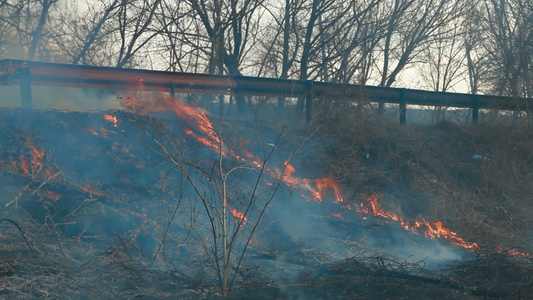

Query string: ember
[82,187,107,197]
[19,155,29,175]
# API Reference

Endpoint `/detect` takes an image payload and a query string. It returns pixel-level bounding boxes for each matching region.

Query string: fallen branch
[0,218,40,253]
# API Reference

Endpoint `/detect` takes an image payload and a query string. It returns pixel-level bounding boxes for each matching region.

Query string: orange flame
[19,155,29,175]
[104,114,118,126]
[119,93,530,258]
[358,194,479,250]
[315,178,343,203]
[30,145,45,172]
[332,212,343,218]
[123,96,222,152]
[230,208,247,224]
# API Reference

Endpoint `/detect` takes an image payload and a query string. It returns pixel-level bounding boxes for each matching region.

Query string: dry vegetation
[1,106,533,299]
[311,105,533,253]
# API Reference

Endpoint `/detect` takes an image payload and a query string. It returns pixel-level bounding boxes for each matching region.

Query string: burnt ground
[0,104,532,299]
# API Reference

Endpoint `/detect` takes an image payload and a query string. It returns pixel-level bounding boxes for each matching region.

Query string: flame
[357,194,479,250]
[123,96,222,152]
[230,208,247,224]
[496,246,532,258]
[30,145,44,169]
[104,114,118,126]
[120,93,530,258]
[315,178,343,203]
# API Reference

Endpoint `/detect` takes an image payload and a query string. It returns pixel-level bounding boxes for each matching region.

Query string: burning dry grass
[1,105,533,299]
[312,109,533,255]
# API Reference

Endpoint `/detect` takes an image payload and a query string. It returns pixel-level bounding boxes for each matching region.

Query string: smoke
[0,94,472,297]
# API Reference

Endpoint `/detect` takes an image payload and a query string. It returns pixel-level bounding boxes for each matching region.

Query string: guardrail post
[170,83,176,98]
[306,80,313,123]
[399,89,406,124]
[19,64,32,109]
[471,94,479,124]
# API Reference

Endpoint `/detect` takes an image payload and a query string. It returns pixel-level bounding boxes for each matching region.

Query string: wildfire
[104,114,118,126]
[123,96,222,153]
[119,93,530,258]
[16,143,49,176]
[496,246,532,258]
[357,194,480,251]
[230,208,247,224]
[315,178,343,203]
[19,155,29,175]
[30,145,45,170]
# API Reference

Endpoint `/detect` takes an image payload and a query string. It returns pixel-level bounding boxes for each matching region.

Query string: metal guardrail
[1,59,531,123]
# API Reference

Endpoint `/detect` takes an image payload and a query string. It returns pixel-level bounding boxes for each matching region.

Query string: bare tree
[377,0,467,88]
[463,2,492,95]
[123,97,309,296]
[479,0,533,99]
[0,0,59,60]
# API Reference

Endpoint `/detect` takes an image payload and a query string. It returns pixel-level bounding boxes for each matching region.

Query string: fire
[357,194,479,250]
[104,114,118,126]
[120,93,531,258]
[19,155,29,175]
[17,143,47,176]
[315,178,343,203]
[281,161,299,186]
[230,208,247,224]
[496,246,532,258]
[30,145,45,169]
[332,212,343,218]
[123,96,222,153]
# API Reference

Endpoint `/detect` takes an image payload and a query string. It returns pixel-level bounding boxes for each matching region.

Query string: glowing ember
[82,187,107,197]
[19,155,29,175]
[41,190,61,201]
[125,207,147,218]
[104,114,118,126]
[88,128,99,136]
[100,127,116,138]
[230,208,247,224]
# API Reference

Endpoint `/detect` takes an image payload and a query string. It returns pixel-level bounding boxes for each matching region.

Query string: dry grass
[312,106,533,252]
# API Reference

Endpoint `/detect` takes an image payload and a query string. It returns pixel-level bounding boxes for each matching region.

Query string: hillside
[0,98,532,299]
